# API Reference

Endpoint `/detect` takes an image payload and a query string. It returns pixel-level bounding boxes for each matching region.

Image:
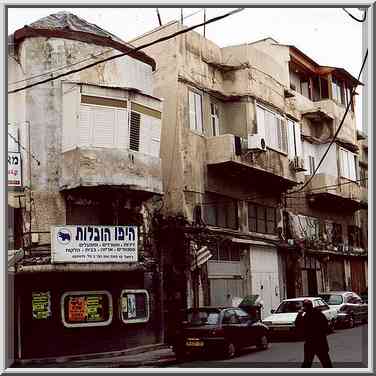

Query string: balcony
[60,147,162,196]
[206,134,297,190]
[306,173,361,211]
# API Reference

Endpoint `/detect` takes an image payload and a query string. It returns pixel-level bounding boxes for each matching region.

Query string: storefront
[15,266,160,359]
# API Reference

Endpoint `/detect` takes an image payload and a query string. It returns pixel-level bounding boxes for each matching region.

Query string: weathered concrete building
[8,12,164,360]
[131,22,367,330]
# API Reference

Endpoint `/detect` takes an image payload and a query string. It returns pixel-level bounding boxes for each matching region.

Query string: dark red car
[173,307,270,360]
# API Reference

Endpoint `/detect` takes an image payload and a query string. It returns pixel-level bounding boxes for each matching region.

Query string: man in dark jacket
[295,299,333,368]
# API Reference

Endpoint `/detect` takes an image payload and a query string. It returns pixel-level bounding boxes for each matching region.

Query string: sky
[7,6,365,129]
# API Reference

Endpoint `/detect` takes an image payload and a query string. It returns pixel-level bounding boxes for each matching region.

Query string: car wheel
[256,334,269,350]
[224,342,236,359]
[348,316,355,329]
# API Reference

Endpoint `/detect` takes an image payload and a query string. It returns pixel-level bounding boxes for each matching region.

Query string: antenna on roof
[180,8,183,24]
[156,8,162,26]
[203,9,206,37]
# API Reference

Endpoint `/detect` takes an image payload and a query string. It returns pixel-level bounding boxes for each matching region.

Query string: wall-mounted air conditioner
[291,156,306,172]
[247,134,267,152]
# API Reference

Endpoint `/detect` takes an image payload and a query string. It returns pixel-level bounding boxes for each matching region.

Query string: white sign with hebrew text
[51,225,138,263]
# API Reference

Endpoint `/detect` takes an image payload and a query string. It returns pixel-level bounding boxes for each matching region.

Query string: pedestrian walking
[295,299,333,368]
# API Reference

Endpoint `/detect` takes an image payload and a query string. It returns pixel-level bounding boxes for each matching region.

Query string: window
[129,111,141,151]
[287,119,302,158]
[210,103,220,136]
[248,203,277,235]
[332,223,343,244]
[339,148,358,181]
[61,291,113,328]
[187,310,220,325]
[120,290,150,324]
[332,76,345,105]
[210,242,241,262]
[256,105,287,153]
[360,166,367,187]
[189,90,203,134]
[308,155,316,175]
[348,225,363,248]
[204,193,238,230]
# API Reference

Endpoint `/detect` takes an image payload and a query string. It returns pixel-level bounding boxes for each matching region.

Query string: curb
[15,343,169,367]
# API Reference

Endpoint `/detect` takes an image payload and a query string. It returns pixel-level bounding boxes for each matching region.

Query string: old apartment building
[8,12,164,359]
[132,23,368,325]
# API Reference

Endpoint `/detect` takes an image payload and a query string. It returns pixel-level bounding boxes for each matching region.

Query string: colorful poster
[127,294,137,318]
[86,295,103,321]
[32,291,51,320]
[68,296,87,322]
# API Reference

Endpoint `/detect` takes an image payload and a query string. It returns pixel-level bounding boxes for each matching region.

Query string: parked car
[318,291,368,328]
[173,307,270,360]
[262,297,337,338]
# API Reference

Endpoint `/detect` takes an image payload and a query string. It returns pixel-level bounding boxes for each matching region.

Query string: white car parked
[262,297,338,337]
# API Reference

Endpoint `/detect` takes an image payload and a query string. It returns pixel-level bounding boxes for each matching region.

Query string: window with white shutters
[92,107,116,147]
[210,103,220,136]
[287,119,302,158]
[256,104,287,153]
[79,105,93,146]
[189,90,203,134]
[339,147,357,181]
[129,111,141,152]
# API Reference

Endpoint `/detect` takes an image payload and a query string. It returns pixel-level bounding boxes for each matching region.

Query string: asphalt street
[176,324,368,368]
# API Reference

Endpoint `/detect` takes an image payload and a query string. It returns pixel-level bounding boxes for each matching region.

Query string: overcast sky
[7,7,365,129]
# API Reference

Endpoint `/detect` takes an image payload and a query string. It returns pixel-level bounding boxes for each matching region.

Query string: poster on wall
[51,225,138,263]
[32,291,51,320]
[127,294,137,318]
[8,152,22,187]
[67,294,106,323]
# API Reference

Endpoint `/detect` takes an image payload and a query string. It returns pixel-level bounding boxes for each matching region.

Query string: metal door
[249,246,280,319]
[209,278,244,306]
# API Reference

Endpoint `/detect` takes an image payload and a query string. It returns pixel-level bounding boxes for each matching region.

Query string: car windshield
[319,294,343,305]
[186,310,220,325]
[275,301,303,313]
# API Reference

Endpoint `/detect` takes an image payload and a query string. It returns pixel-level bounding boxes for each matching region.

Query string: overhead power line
[8,8,244,95]
[288,49,368,195]
[343,8,368,23]
[7,132,41,165]
[9,9,207,88]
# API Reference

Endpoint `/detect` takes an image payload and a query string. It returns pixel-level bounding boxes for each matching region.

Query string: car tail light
[210,328,224,337]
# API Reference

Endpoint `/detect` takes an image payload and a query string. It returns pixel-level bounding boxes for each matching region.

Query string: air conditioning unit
[247,134,267,152]
[291,156,306,172]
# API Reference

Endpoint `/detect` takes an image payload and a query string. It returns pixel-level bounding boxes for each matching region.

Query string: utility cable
[7,132,41,165]
[8,8,244,94]
[8,8,207,87]
[288,49,368,195]
[343,8,368,23]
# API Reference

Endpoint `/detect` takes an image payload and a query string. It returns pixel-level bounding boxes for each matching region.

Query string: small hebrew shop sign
[51,225,138,263]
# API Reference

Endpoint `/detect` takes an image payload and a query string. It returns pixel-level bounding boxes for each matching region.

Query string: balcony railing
[306,173,361,210]
[206,134,297,188]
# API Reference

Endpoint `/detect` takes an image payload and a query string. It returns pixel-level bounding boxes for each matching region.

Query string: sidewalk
[15,344,178,368]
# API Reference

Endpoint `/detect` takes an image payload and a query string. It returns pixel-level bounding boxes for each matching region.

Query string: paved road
[176,324,368,368]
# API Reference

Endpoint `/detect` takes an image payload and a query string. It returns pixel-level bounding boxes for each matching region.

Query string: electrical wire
[288,49,368,195]
[8,8,244,94]
[8,8,208,87]
[7,132,41,165]
[343,8,368,23]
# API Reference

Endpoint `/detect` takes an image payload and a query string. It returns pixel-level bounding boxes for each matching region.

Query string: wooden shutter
[287,119,295,157]
[115,108,128,149]
[79,105,93,146]
[189,91,196,131]
[92,106,116,147]
[195,92,203,133]
[129,111,141,151]
[150,117,161,157]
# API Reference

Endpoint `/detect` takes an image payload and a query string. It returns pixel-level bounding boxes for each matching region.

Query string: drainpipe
[27,121,32,251]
